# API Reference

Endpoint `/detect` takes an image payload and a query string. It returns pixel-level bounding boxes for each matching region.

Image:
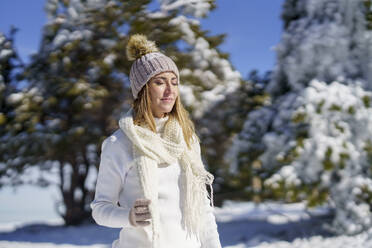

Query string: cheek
[150,86,163,99]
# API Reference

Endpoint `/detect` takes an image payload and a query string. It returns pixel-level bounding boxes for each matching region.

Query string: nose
[164,82,174,94]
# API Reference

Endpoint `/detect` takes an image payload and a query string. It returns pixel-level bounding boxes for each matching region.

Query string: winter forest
[1,0,372,247]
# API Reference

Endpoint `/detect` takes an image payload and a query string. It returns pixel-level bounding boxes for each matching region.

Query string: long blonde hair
[132,82,198,149]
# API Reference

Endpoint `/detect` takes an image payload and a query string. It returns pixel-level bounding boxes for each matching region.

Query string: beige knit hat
[126,34,180,99]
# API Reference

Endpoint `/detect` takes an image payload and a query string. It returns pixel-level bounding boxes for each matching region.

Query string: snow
[0,243,106,248]
[1,200,371,248]
[248,80,372,234]
[0,49,13,60]
[168,14,242,118]
[169,15,196,44]
[6,93,24,104]
[267,0,372,95]
[103,54,116,66]
[0,186,61,225]
[0,33,14,61]
[160,0,212,18]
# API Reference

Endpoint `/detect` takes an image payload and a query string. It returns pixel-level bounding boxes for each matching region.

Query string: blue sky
[0,0,285,78]
[203,0,284,77]
[0,0,47,62]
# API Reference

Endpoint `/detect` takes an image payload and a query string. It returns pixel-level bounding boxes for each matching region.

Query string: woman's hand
[129,198,152,227]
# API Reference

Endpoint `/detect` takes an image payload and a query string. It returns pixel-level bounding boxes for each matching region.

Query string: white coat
[90,116,222,248]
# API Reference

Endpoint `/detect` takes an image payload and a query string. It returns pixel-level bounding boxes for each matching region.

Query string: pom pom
[126,34,159,61]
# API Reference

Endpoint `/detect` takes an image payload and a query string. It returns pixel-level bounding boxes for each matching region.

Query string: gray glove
[129,198,152,227]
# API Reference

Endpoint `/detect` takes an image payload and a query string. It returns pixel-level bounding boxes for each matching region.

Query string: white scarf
[118,108,214,248]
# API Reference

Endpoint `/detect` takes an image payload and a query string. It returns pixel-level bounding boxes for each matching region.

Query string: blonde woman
[90,34,222,248]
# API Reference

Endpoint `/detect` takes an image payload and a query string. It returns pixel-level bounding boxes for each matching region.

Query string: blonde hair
[132,82,198,149]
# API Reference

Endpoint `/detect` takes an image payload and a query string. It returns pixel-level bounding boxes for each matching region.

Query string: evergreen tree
[265,80,372,234]
[0,29,44,188]
[21,0,136,225]
[0,30,19,185]
[267,0,372,96]
[227,0,372,234]
[1,0,242,225]
[199,70,271,205]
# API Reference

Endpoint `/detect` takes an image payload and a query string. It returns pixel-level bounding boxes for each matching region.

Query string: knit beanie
[126,34,180,100]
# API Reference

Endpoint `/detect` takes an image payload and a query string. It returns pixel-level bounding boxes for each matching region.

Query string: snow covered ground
[0,200,371,248]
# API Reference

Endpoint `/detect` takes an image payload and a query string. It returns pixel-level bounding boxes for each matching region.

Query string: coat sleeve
[192,137,222,248]
[90,136,132,228]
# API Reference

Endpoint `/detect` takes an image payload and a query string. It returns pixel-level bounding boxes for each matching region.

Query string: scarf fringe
[181,156,215,241]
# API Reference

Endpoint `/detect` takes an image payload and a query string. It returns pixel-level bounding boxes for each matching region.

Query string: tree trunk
[58,159,93,226]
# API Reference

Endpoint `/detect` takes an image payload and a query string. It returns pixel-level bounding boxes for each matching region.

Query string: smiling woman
[90,34,221,248]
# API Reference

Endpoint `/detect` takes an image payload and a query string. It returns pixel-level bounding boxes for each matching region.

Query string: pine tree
[199,70,271,205]
[0,29,44,188]
[267,0,372,96]
[20,0,139,225]
[227,0,372,234]
[0,31,17,137]
[0,30,20,185]
[1,0,242,225]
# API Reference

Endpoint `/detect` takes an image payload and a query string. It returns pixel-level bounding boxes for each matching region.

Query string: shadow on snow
[0,215,334,247]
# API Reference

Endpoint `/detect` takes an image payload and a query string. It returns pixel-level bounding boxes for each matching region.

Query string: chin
[159,105,174,114]
[160,107,173,113]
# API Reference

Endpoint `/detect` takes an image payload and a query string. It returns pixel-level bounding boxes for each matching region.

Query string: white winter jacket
[90,116,222,248]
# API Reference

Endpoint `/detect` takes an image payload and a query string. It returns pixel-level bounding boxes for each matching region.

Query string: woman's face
[148,71,179,118]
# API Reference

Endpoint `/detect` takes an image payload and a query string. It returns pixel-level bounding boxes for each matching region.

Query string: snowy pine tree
[138,0,241,118]
[0,31,20,185]
[0,31,17,136]
[21,0,137,225]
[265,80,372,234]
[200,71,271,204]
[267,0,372,96]
[227,0,372,234]
[0,30,45,188]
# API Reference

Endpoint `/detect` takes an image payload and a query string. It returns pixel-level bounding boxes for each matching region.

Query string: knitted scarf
[118,108,214,248]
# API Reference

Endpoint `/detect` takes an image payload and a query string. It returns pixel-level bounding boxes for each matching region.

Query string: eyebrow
[153,76,177,80]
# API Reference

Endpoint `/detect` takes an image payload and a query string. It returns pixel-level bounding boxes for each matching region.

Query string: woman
[90,34,222,248]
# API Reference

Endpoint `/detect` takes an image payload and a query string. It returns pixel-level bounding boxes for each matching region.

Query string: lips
[161,98,173,102]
